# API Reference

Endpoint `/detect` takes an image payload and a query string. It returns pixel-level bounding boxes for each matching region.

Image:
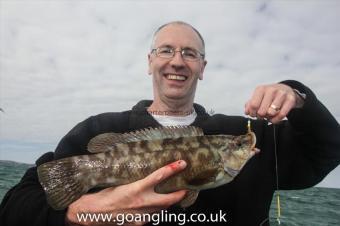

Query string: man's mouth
[165,74,187,81]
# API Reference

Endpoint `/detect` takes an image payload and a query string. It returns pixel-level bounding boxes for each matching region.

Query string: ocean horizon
[0,160,339,225]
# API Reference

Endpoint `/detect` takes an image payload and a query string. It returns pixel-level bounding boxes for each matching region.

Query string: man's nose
[169,50,186,67]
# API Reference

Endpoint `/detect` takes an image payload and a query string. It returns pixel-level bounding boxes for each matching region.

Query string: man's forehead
[154,24,204,50]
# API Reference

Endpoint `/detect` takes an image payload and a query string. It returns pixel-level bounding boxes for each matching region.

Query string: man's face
[148,24,207,104]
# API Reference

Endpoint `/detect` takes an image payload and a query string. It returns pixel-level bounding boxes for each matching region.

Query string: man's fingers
[245,86,265,117]
[133,160,188,208]
[245,84,298,123]
[141,160,187,188]
[257,90,274,118]
[270,96,295,124]
[266,92,285,118]
[267,105,279,117]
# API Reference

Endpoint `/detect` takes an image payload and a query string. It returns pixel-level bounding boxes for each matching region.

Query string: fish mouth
[253,147,260,154]
[164,73,188,81]
[224,166,239,177]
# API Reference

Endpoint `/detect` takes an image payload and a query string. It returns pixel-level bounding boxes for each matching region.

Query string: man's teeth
[166,74,186,81]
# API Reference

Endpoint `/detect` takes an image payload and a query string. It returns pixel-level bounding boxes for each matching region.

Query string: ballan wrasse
[38,125,258,210]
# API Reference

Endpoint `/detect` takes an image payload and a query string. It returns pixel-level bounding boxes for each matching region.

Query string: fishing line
[273,123,281,225]
[256,120,281,226]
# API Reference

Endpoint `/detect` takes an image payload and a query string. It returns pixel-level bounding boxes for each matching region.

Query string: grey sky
[0,0,339,187]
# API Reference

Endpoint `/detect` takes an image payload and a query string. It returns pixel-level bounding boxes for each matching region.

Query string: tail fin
[37,158,90,210]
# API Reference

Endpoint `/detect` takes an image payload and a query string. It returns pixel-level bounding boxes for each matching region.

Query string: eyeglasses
[151,46,205,62]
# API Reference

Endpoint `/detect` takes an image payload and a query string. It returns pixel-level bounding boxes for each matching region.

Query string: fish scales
[43,143,219,191]
[99,137,221,186]
[38,126,257,210]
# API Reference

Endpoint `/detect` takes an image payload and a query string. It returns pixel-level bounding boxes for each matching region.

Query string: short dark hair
[151,21,205,54]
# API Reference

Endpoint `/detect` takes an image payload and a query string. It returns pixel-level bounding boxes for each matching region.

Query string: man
[1,21,339,226]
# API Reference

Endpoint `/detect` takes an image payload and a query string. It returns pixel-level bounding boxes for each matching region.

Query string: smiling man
[147,22,207,116]
[1,21,340,226]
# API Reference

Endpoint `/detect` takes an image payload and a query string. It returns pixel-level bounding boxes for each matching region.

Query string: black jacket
[1,80,340,226]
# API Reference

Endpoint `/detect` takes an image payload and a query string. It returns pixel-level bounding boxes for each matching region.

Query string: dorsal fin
[88,126,204,153]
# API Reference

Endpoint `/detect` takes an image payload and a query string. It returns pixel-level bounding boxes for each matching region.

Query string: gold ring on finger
[270,104,280,111]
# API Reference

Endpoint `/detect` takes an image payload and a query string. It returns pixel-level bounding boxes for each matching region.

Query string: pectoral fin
[178,190,199,208]
[187,168,218,187]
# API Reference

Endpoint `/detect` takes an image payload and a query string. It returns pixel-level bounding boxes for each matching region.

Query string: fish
[37,126,258,210]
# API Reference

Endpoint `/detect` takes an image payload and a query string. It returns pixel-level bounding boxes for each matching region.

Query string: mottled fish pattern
[37,126,257,210]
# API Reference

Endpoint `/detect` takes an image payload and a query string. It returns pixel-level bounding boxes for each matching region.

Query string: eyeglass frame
[151,46,205,62]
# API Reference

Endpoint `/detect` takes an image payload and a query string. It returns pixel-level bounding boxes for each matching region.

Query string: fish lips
[224,166,240,177]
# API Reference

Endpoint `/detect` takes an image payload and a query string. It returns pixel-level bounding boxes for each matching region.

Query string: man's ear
[148,54,152,75]
[199,60,207,80]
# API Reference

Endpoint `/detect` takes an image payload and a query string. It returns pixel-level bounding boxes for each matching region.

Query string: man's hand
[245,83,304,124]
[65,160,187,226]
